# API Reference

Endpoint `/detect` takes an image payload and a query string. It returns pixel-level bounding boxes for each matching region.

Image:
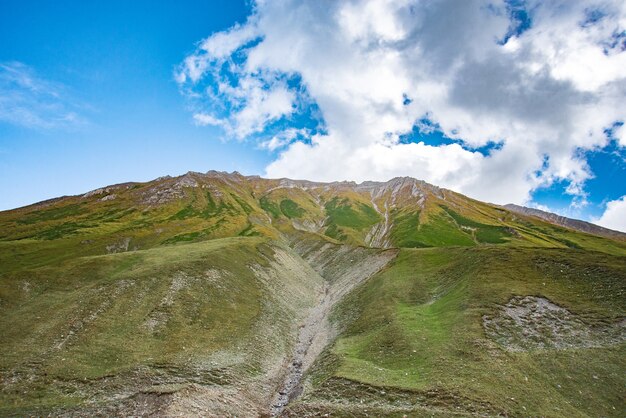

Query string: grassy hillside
[0,172,624,416]
[290,247,626,417]
[0,238,325,415]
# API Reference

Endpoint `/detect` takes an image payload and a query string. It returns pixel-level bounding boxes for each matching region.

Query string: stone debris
[483,296,625,351]
[269,243,398,416]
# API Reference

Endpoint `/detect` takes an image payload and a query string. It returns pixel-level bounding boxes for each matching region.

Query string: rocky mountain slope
[0,171,624,416]
[504,203,625,240]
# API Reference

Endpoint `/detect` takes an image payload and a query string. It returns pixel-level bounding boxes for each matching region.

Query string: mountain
[1,171,624,417]
[2,171,624,263]
[504,203,625,240]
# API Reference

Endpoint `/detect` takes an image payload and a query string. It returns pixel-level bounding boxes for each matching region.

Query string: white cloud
[613,122,625,147]
[593,196,626,232]
[200,22,259,60]
[176,32,296,140]
[193,112,224,127]
[260,128,309,151]
[528,202,553,213]
[179,0,626,205]
[231,82,295,138]
[0,62,87,129]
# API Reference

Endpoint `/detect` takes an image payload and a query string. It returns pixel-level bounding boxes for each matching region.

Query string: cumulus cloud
[177,0,626,205]
[0,62,87,129]
[593,196,626,232]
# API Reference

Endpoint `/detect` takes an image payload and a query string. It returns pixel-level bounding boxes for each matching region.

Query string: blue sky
[1,1,625,231]
[0,0,265,210]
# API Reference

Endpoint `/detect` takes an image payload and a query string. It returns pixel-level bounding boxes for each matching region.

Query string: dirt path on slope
[270,247,398,416]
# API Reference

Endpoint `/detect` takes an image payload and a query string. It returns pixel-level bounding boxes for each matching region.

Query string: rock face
[269,239,398,416]
[504,204,626,239]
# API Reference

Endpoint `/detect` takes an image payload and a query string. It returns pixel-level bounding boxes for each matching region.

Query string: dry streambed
[270,241,398,416]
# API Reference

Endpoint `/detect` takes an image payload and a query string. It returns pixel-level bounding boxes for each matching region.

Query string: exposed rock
[142,187,185,204]
[291,218,326,234]
[100,194,116,201]
[366,199,392,248]
[483,296,625,351]
[175,172,200,188]
[106,237,131,254]
[269,241,398,416]
[83,184,135,199]
[83,187,107,198]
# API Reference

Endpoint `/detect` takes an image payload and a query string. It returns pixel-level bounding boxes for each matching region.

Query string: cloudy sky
[1,0,625,231]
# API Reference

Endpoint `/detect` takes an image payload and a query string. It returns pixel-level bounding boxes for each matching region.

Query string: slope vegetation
[0,238,326,415]
[1,171,624,266]
[288,247,625,417]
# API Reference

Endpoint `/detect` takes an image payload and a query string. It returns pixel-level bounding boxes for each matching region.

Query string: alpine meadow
[1,172,624,416]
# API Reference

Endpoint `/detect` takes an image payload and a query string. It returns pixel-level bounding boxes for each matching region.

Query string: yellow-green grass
[1,173,625,267]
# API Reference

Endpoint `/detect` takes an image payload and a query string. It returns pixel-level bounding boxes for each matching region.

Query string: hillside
[0,171,624,416]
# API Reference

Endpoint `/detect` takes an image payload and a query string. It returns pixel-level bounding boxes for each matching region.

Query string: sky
[1,0,625,232]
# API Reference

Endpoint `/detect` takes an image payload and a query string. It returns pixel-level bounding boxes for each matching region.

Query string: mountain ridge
[504,203,625,239]
[4,170,623,243]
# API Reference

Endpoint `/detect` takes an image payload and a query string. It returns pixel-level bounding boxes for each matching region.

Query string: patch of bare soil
[142,272,192,333]
[483,296,625,351]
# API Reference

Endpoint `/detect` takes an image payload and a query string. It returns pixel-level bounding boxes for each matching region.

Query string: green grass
[1,173,624,259]
[322,197,381,243]
[306,247,626,417]
[387,211,423,248]
[86,207,137,223]
[324,223,348,241]
[280,199,305,219]
[238,223,260,236]
[231,193,254,214]
[442,206,512,244]
[325,198,380,230]
[161,230,205,243]
[1,173,625,415]
[169,192,240,220]
[17,203,87,225]
[389,210,476,247]
[33,222,92,240]
[260,196,281,218]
